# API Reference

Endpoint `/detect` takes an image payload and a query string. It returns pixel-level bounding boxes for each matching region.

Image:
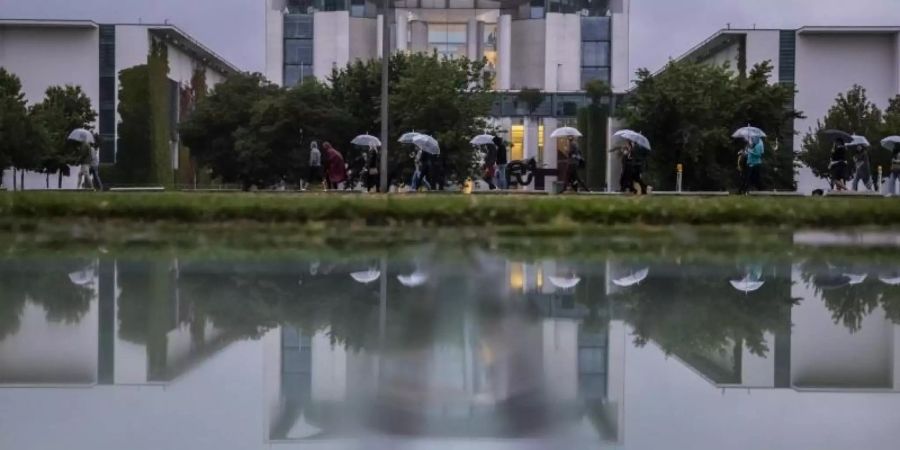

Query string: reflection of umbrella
[351,134,381,147]
[612,268,649,287]
[67,128,94,145]
[548,275,581,290]
[844,273,868,285]
[350,269,381,284]
[879,275,900,286]
[729,276,765,293]
[68,266,95,286]
[613,129,651,150]
[814,273,851,290]
[550,127,583,138]
[412,134,440,155]
[469,134,496,146]
[846,135,870,147]
[397,271,428,287]
[732,126,767,142]
[398,132,421,144]
[880,136,900,151]
[821,129,853,143]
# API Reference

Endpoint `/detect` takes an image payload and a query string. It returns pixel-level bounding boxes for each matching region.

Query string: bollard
[676,163,683,193]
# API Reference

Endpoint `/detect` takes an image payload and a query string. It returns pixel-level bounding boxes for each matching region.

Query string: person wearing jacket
[740,136,764,193]
[323,142,346,190]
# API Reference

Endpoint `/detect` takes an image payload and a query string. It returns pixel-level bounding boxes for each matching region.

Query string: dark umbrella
[821,129,854,143]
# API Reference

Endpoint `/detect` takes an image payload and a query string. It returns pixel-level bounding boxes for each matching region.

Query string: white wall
[544,13,581,92]
[746,30,780,81]
[510,19,546,90]
[313,11,350,80]
[265,0,285,85]
[349,17,377,63]
[310,328,347,402]
[541,319,579,401]
[740,332,776,387]
[610,0,630,93]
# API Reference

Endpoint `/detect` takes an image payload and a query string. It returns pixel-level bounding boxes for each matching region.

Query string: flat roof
[797,26,900,35]
[0,19,98,29]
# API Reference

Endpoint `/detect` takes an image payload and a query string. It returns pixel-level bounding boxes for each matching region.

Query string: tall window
[580,16,611,88]
[428,24,467,59]
[98,25,116,163]
[284,14,314,87]
[480,23,498,89]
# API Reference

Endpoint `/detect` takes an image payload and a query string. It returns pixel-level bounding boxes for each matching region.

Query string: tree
[179,72,280,189]
[579,79,613,189]
[29,85,97,188]
[619,60,801,191]
[0,68,29,189]
[800,85,885,180]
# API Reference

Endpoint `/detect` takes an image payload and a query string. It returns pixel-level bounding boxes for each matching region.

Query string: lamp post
[379,0,391,192]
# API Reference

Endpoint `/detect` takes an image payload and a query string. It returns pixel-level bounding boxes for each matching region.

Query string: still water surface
[1,236,900,450]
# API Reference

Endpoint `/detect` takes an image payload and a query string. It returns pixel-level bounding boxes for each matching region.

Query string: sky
[3,0,900,78]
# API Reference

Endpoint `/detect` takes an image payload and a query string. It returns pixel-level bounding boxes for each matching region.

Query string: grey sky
[4,0,900,79]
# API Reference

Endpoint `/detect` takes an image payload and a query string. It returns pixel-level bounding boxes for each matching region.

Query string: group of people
[76,141,103,191]
[829,138,880,192]
[302,141,371,191]
[480,136,510,190]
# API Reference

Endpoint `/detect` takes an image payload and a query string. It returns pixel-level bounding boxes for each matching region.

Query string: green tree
[180,72,280,189]
[799,85,886,180]
[619,60,800,191]
[29,85,97,188]
[579,79,612,189]
[0,68,30,189]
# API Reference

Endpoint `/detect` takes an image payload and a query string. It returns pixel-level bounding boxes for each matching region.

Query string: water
[1,233,900,450]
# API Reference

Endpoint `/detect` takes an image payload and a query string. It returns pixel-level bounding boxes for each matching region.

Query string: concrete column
[409,21,428,53]
[543,117,559,187]
[497,14,512,90]
[467,18,479,61]
[523,117,539,161]
[377,14,384,58]
[610,0,631,93]
[265,0,285,85]
[396,10,408,52]
[895,32,900,95]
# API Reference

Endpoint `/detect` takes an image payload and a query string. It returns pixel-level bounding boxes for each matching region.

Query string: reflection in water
[1,241,900,449]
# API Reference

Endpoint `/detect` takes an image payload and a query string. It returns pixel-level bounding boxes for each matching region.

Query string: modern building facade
[673,26,900,193]
[0,19,238,189]
[265,0,630,189]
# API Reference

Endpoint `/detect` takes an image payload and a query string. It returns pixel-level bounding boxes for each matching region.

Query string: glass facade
[428,23,468,59]
[283,14,314,87]
[580,16,611,88]
[98,25,116,163]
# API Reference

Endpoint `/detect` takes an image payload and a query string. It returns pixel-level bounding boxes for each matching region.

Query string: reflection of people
[830,139,848,191]
[323,142,346,190]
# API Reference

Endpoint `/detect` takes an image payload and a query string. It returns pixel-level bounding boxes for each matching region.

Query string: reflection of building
[0,19,237,189]
[265,0,631,188]
[668,26,900,193]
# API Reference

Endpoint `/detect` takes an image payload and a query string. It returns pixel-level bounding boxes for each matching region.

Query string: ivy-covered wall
[174,67,208,187]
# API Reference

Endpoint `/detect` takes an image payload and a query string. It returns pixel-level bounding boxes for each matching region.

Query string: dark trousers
[90,166,104,191]
[741,165,761,193]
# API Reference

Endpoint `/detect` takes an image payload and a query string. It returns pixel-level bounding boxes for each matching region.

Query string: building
[265,0,630,189]
[0,19,238,189]
[672,26,900,193]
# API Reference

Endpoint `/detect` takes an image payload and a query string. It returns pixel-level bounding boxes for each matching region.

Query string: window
[580,16,611,88]
[284,15,313,39]
[283,15,314,87]
[428,23,467,59]
[284,64,313,86]
[420,0,446,7]
[581,16,610,41]
[285,39,313,64]
[581,41,609,67]
[530,0,545,18]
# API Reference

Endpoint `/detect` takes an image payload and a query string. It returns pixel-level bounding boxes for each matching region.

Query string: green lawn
[1,191,899,228]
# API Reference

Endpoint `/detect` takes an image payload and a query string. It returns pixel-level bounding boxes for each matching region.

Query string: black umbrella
[821,129,854,143]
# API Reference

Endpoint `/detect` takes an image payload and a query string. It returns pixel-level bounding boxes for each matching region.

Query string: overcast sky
[4,0,900,78]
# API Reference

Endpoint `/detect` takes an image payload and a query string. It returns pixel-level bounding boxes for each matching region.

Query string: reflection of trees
[614,262,794,358]
[801,262,900,332]
[0,260,95,338]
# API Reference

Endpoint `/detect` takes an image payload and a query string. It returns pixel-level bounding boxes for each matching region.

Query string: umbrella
[412,134,440,155]
[613,129,652,150]
[548,275,581,290]
[612,268,649,288]
[351,134,381,147]
[67,128,94,145]
[550,127,583,138]
[397,271,428,288]
[729,276,765,293]
[398,132,421,144]
[68,265,95,286]
[350,269,381,284]
[821,129,854,143]
[732,126,767,141]
[879,275,900,286]
[846,135,870,147]
[881,136,900,151]
[844,273,868,285]
[470,134,496,146]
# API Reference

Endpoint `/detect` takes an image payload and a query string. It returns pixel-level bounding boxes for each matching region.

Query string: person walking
[740,136,764,193]
[364,145,380,192]
[888,144,900,196]
[830,139,849,191]
[305,141,323,191]
[323,142,346,190]
[621,141,647,195]
[410,148,431,191]
[493,136,509,190]
[851,143,873,191]
[75,142,92,190]
[482,143,498,190]
[89,144,103,191]
[563,136,587,192]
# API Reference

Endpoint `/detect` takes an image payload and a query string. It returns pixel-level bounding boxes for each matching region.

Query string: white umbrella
[731,126,767,142]
[729,276,765,293]
[470,134,496,146]
[844,273,868,285]
[879,275,900,286]
[612,268,649,288]
[68,266,95,286]
[413,134,440,155]
[351,134,381,147]
[880,136,900,151]
[398,132,421,144]
[613,129,652,150]
[846,135,870,147]
[67,128,94,145]
[350,269,381,284]
[397,271,428,288]
[548,275,581,290]
[550,127,583,139]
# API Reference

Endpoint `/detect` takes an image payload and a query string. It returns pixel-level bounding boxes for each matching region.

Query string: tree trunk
[12,169,16,191]
[46,173,50,189]
[58,170,63,189]
[20,170,25,190]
